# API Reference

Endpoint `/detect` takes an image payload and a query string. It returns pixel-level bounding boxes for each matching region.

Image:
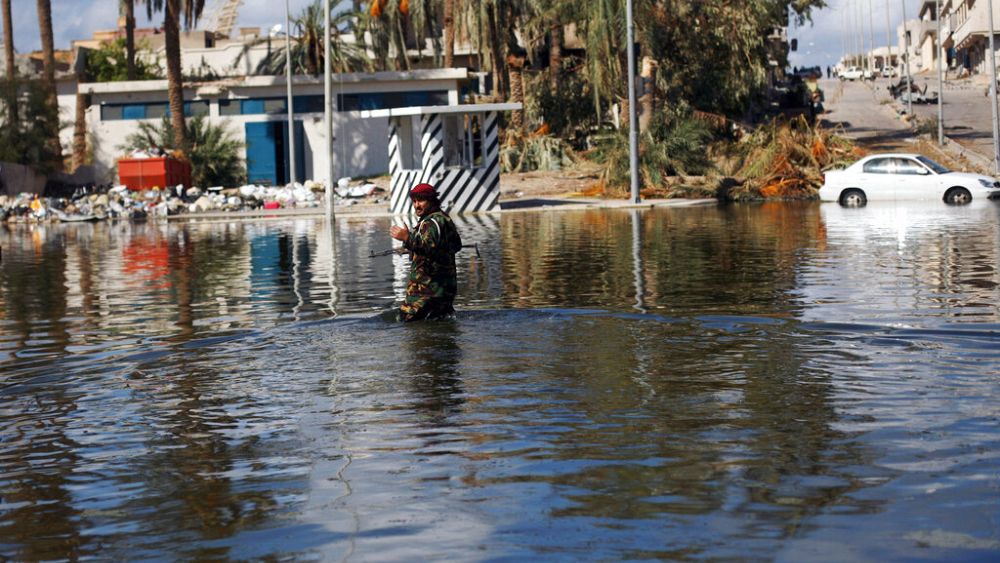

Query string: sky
[7,0,327,53]
[9,0,924,70]
[788,0,926,69]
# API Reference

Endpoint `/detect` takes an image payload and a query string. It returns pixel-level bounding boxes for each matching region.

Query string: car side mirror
[917,168,929,175]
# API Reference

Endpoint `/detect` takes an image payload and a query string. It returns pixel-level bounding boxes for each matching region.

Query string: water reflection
[1,201,998,560]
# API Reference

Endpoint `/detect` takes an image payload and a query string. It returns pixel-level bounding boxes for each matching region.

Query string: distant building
[917,1,943,73]
[941,0,1000,75]
[898,18,928,74]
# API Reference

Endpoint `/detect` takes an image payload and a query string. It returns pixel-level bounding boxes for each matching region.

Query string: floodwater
[1,201,998,561]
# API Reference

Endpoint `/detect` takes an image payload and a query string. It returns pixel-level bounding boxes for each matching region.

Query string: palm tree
[35,0,62,170]
[2,0,17,125]
[2,0,14,78]
[147,0,205,150]
[122,0,137,80]
[235,3,371,76]
[443,0,455,67]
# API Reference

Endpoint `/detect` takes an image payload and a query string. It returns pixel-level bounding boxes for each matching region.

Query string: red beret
[409,183,438,199]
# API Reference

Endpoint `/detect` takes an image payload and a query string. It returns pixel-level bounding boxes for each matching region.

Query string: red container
[118,157,192,190]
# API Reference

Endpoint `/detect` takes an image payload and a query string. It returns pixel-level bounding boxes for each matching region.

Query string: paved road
[819,76,1000,172]
[818,78,912,149]
[902,74,999,166]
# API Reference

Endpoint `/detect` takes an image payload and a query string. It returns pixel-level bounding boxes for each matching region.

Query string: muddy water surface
[1,202,998,560]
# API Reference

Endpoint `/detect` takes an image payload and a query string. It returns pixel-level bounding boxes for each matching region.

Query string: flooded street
[2,202,999,560]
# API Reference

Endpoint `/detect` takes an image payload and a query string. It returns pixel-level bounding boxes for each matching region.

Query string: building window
[220,95,324,115]
[100,100,210,121]
[442,114,483,169]
[338,90,449,112]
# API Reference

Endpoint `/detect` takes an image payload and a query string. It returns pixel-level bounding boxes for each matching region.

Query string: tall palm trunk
[164,0,186,149]
[72,91,88,169]
[124,0,136,80]
[548,21,561,88]
[2,0,17,125]
[485,3,505,98]
[443,0,455,67]
[2,0,14,78]
[507,54,524,132]
[36,0,63,170]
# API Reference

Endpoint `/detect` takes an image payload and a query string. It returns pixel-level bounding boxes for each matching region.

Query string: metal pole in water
[988,0,1000,173]
[285,0,296,184]
[936,0,945,146]
[902,0,912,116]
[324,0,335,218]
[626,0,640,203]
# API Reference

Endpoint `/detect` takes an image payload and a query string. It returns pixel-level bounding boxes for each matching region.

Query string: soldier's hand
[390,225,409,242]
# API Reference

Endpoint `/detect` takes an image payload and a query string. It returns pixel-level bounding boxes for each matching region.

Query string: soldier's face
[413,197,433,217]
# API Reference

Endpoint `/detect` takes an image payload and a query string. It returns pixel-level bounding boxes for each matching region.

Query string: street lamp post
[902,0,912,116]
[285,0,296,185]
[988,0,1000,173]
[626,0,640,203]
[936,0,944,146]
[324,0,334,218]
[868,0,876,76]
[885,0,894,77]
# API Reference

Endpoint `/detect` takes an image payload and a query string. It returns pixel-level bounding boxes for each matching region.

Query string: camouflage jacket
[402,210,463,299]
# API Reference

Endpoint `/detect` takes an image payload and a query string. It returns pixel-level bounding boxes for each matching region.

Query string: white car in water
[819,153,1000,206]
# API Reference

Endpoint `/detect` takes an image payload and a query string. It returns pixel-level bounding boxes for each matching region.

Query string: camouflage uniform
[399,210,463,321]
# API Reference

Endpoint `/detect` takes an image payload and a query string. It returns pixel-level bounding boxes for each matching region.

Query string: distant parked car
[819,153,1000,206]
[881,67,898,78]
[840,66,864,81]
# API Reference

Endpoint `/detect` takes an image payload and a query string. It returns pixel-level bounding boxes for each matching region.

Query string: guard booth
[361,103,521,215]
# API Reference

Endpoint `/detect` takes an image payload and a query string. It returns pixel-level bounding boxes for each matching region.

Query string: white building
[941,0,1000,75]
[80,68,467,186]
[898,18,929,74]
[918,1,943,72]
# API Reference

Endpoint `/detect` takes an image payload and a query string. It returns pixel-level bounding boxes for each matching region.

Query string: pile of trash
[0,179,384,223]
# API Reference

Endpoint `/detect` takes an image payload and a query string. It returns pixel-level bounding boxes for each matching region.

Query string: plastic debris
[0,177,383,223]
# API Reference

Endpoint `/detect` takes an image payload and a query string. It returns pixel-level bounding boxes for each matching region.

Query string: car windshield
[915,155,950,174]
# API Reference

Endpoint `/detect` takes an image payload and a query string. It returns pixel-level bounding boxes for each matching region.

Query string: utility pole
[902,0,912,115]
[626,0,640,203]
[285,0,296,185]
[936,0,944,145]
[988,0,1000,173]
[868,0,876,75]
[885,0,894,76]
[324,0,335,218]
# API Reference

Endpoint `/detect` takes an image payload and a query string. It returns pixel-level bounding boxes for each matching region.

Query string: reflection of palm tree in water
[405,321,465,425]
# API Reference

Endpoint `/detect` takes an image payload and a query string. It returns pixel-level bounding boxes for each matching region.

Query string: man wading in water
[389,183,463,322]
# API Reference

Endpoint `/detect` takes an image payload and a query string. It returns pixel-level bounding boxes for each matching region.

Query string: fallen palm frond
[722,115,861,201]
[588,108,715,198]
[500,130,576,173]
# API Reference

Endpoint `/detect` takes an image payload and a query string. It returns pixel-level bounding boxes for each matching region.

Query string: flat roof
[359,103,522,118]
[80,68,469,95]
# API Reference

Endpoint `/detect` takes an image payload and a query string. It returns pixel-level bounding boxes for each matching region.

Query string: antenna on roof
[201,0,245,39]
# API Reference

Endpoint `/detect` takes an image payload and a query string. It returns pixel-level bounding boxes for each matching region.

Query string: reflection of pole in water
[317,216,340,315]
[632,208,646,313]
[292,227,302,321]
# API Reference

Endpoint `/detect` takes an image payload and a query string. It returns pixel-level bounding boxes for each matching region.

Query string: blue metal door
[245,121,278,185]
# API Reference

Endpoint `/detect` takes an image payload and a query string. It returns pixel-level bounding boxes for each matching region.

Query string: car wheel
[839,188,867,207]
[944,187,972,205]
